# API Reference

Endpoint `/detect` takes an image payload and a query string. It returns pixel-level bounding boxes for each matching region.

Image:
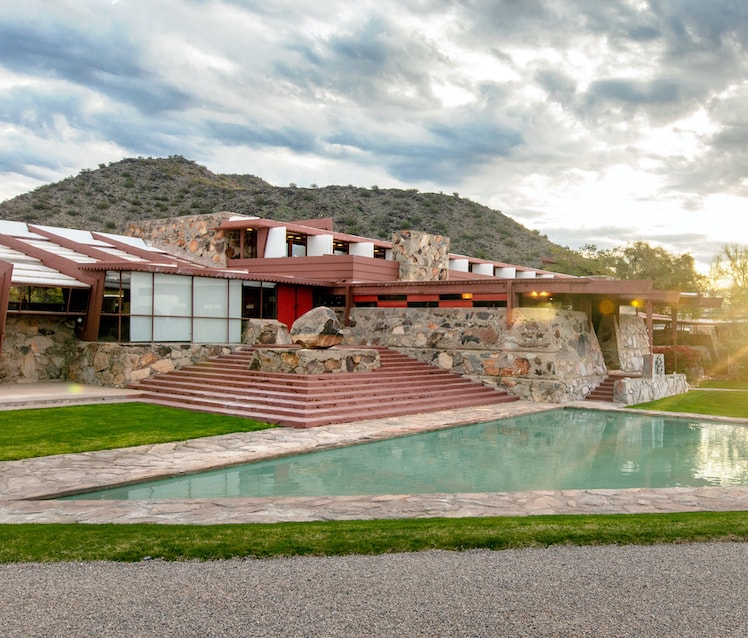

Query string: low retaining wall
[344,307,607,402]
[0,317,79,383]
[0,316,231,387]
[613,354,688,404]
[248,347,380,374]
[613,374,688,404]
[69,343,232,387]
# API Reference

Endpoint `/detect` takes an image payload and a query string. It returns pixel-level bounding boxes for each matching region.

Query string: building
[0,213,717,402]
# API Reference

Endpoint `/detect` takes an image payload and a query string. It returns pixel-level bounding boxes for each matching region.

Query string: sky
[1,0,747,272]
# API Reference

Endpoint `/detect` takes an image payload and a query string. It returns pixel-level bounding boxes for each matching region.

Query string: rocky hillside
[0,156,572,269]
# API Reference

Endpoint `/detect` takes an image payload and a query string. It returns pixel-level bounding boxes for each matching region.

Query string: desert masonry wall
[344,307,607,402]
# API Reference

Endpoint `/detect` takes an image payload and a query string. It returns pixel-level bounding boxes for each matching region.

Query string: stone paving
[1,385,748,524]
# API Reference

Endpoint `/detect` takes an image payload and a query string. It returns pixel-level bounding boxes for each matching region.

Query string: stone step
[585,374,627,401]
[152,366,471,391]
[130,346,518,427]
[132,378,502,410]
[135,390,517,428]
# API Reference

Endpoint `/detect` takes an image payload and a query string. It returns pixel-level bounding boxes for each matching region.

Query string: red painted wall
[277,285,314,328]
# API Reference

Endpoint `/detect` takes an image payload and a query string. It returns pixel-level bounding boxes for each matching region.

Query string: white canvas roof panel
[0,220,45,239]
[95,232,162,251]
[20,238,99,264]
[33,225,111,247]
[0,246,90,288]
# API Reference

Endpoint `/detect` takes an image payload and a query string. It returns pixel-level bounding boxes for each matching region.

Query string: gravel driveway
[2,542,747,637]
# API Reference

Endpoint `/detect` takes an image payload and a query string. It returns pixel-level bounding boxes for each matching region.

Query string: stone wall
[613,374,689,404]
[127,212,239,267]
[0,316,79,383]
[248,347,380,374]
[0,316,231,387]
[69,343,232,387]
[598,314,650,373]
[344,307,607,402]
[613,353,688,404]
[391,230,449,281]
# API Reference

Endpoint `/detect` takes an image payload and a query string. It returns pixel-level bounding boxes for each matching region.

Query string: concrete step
[135,390,518,428]
[131,378,503,411]
[129,346,518,427]
[585,372,637,401]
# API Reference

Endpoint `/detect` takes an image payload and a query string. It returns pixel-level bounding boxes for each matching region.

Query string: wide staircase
[585,371,638,402]
[129,347,519,428]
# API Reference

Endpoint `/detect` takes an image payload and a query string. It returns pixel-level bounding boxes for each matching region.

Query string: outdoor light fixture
[461,292,473,300]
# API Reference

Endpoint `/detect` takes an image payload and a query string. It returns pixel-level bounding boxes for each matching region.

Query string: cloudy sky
[2,0,747,270]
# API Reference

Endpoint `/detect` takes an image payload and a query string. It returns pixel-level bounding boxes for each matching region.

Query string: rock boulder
[290,307,343,349]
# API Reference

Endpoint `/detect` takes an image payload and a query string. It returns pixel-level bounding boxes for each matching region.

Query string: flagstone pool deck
[1,382,748,524]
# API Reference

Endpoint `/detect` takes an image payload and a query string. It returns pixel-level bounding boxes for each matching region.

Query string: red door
[277,285,314,328]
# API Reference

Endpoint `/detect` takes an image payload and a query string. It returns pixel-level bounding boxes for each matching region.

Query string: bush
[653,346,707,376]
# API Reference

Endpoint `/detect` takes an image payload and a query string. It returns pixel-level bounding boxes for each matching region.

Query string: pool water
[64,409,748,500]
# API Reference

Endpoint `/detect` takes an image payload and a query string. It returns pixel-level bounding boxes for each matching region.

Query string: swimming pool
[63,409,748,501]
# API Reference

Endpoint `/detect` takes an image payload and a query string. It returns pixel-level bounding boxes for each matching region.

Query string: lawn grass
[631,389,748,418]
[2,381,747,562]
[698,378,748,390]
[1,512,747,563]
[0,403,274,461]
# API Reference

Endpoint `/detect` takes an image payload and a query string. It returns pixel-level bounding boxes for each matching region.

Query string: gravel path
[2,543,747,637]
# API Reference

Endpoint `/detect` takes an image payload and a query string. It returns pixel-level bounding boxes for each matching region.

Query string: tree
[551,241,705,292]
[710,244,748,377]
[710,244,748,317]
[548,243,617,277]
[613,241,706,292]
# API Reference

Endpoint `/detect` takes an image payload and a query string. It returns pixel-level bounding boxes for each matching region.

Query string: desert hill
[0,156,572,269]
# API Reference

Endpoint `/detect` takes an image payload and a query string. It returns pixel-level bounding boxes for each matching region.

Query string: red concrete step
[585,372,639,401]
[132,378,503,411]
[133,375,495,403]
[129,346,519,427]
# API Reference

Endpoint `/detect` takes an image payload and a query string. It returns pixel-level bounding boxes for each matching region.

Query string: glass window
[130,272,153,315]
[194,278,228,318]
[194,318,228,343]
[153,274,191,317]
[153,316,191,341]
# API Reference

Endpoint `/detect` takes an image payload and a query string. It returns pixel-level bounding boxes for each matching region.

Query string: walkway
[1,384,748,524]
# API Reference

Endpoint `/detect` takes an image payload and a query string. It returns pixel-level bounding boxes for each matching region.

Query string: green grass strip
[631,390,748,419]
[1,512,746,563]
[0,403,274,461]
[698,379,748,390]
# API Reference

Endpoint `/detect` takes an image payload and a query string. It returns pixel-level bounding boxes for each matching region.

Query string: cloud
[0,0,746,270]
[0,12,191,115]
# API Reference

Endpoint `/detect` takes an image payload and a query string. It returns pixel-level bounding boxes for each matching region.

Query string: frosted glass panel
[130,316,152,342]
[130,272,153,314]
[194,278,227,318]
[153,317,191,341]
[154,274,191,316]
[228,280,241,319]
[228,319,241,342]
[194,318,228,343]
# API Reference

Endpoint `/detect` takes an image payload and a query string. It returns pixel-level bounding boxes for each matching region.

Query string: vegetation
[709,244,748,375]
[0,403,274,461]
[711,244,748,313]
[0,378,746,562]
[0,156,571,270]
[630,388,748,419]
[652,345,708,376]
[698,378,748,390]
[550,241,706,295]
[1,512,747,563]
